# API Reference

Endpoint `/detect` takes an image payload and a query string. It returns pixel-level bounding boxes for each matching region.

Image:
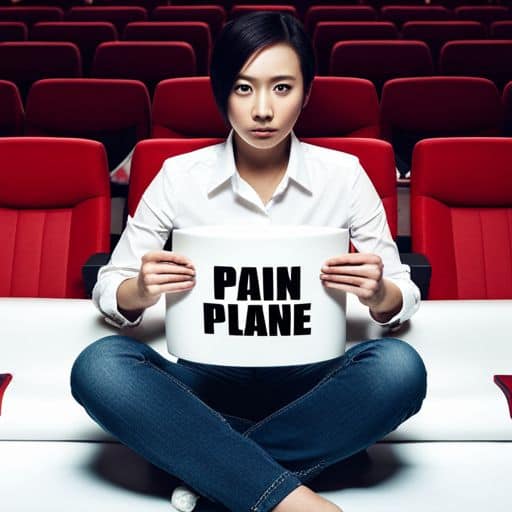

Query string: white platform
[0,441,510,511]
[1,295,511,510]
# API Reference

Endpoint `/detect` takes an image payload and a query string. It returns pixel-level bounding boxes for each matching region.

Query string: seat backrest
[128,138,223,217]
[401,21,486,62]
[380,6,455,27]
[300,137,398,239]
[410,137,512,299]
[151,77,229,138]
[0,80,23,136]
[455,6,511,25]
[0,42,82,101]
[92,41,196,97]
[0,137,110,298]
[330,40,434,95]
[380,76,503,177]
[150,6,226,39]
[503,80,512,136]
[313,21,398,75]
[0,7,64,26]
[123,21,211,76]
[440,40,512,90]
[229,5,299,19]
[0,21,27,42]
[66,6,147,34]
[491,20,512,38]
[304,6,378,35]
[30,22,118,75]
[294,76,381,138]
[25,78,151,171]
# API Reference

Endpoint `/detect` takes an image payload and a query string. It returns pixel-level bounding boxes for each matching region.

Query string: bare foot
[273,485,343,512]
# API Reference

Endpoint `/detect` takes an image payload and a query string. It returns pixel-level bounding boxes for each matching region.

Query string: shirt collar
[207,128,312,195]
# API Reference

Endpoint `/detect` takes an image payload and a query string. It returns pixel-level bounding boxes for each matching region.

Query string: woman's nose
[252,91,273,120]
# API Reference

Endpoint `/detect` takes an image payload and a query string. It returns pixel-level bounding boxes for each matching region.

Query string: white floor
[1,441,510,511]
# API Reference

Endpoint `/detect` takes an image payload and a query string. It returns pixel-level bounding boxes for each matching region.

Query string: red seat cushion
[0,138,110,298]
[411,138,512,299]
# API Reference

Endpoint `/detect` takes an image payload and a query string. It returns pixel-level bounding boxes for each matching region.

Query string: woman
[70,12,427,512]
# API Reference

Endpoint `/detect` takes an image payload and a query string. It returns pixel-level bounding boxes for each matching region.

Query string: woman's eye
[235,84,251,93]
[275,84,291,93]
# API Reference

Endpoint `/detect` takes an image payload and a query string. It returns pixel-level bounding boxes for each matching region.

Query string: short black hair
[210,11,316,125]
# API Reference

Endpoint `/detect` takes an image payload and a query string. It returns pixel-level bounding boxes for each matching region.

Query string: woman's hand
[136,251,196,307]
[116,251,195,320]
[320,253,402,322]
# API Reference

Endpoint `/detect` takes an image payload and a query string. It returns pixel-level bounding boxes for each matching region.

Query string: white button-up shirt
[93,129,420,328]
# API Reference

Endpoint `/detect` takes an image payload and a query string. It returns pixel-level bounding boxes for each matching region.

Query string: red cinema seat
[92,41,196,96]
[30,22,118,76]
[440,40,512,90]
[503,80,512,136]
[0,7,63,27]
[0,21,27,41]
[0,42,82,101]
[0,137,110,298]
[128,138,223,216]
[455,6,511,26]
[380,77,503,177]
[66,6,147,34]
[380,6,455,27]
[123,21,211,76]
[410,137,512,299]
[151,6,226,39]
[152,77,229,138]
[313,21,399,76]
[300,137,398,240]
[92,0,153,6]
[330,40,434,96]
[25,78,150,175]
[294,76,380,138]
[490,21,512,39]
[401,21,486,63]
[304,6,378,35]
[229,5,299,19]
[0,80,23,136]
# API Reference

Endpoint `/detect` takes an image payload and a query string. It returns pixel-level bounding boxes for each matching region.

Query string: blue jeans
[70,335,427,512]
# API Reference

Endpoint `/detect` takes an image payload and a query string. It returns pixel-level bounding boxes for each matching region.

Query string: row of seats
[3,19,512,74]
[0,20,213,74]
[2,75,512,176]
[1,135,510,300]
[2,5,512,35]
[2,38,512,98]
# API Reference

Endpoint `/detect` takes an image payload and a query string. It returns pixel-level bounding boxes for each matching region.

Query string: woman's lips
[251,129,277,137]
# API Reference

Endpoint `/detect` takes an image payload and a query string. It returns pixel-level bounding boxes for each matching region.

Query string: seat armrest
[0,373,13,416]
[400,252,431,300]
[82,252,111,299]
[494,375,512,419]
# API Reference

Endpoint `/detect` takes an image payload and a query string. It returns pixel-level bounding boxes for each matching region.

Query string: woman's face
[227,42,308,151]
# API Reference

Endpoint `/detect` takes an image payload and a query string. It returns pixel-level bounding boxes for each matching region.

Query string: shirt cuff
[369,278,420,329]
[93,275,144,328]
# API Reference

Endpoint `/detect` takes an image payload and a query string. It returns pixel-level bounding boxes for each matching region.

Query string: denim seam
[143,359,230,426]
[293,460,326,478]
[242,353,357,439]
[250,470,294,512]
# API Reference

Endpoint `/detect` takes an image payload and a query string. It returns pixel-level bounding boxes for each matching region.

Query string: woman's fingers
[142,250,195,269]
[143,273,195,286]
[321,263,382,280]
[144,261,195,277]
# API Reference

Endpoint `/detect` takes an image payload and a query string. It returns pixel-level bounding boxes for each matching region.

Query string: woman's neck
[232,131,291,178]
[232,131,292,205]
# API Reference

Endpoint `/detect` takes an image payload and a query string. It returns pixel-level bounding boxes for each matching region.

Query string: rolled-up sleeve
[348,160,420,327]
[92,167,176,328]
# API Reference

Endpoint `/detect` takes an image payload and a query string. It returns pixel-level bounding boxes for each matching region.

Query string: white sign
[166,225,349,366]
